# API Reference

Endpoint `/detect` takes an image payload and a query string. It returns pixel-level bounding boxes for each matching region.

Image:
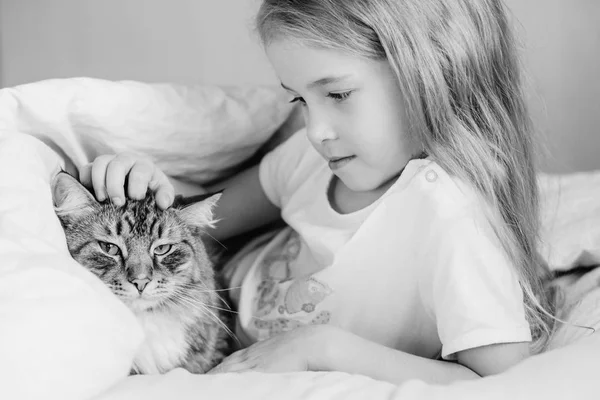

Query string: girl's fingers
[206,360,233,374]
[208,360,256,374]
[127,159,155,200]
[85,153,172,208]
[151,169,175,210]
[206,350,248,374]
[105,154,137,206]
[91,155,114,202]
[226,364,259,373]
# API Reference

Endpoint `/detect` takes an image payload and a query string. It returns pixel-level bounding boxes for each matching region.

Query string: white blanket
[1,78,599,400]
[0,134,143,400]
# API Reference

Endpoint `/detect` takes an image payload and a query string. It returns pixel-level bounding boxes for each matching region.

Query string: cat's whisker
[215,293,233,310]
[170,292,232,323]
[170,292,239,345]
[198,304,239,344]
[176,283,238,310]
[162,297,235,351]
[201,302,238,315]
[172,291,280,325]
[162,297,181,310]
[171,291,234,314]
[170,292,202,309]
[178,283,243,293]
[179,300,237,343]
[174,291,239,314]
[199,229,227,250]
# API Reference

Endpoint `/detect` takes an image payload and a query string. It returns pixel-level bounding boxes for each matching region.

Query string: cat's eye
[153,244,172,256]
[98,241,120,256]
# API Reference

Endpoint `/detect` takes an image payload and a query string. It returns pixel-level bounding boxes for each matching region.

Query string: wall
[0,0,274,86]
[0,0,598,173]
[506,0,600,173]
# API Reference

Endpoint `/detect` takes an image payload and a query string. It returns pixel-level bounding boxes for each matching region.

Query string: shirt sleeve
[258,128,312,208]
[423,206,533,360]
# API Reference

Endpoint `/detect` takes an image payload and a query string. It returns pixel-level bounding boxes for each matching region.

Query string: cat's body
[51,172,233,374]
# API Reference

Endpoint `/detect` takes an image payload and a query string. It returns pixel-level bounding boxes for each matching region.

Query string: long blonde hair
[257,0,556,353]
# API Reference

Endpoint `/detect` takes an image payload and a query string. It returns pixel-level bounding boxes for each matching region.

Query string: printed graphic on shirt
[261,229,302,282]
[254,310,332,336]
[278,276,332,314]
[251,230,333,337]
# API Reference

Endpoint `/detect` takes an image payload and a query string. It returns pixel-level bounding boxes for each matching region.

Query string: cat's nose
[131,278,151,293]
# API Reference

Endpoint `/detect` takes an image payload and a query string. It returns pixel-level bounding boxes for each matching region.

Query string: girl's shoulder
[390,158,490,222]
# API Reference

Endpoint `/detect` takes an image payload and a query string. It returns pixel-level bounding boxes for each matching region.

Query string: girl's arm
[204,164,281,242]
[211,324,528,385]
[316,327,529,385]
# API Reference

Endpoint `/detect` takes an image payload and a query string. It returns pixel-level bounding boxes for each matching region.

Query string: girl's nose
[306,113,337,144]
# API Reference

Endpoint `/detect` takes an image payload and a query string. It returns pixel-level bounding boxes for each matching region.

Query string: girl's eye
[154,244,172,256]
[99,241,120,256]
[328,91,353,102]
[289,96,306,106]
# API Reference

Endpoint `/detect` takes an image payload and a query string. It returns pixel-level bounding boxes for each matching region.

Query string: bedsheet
[97,328,600,400]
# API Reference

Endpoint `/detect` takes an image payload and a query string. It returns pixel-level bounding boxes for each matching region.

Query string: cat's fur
[51,172,233,374]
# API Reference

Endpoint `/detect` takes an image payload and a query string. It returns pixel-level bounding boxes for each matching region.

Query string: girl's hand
[208,324,338,374]
[79,152,175,210]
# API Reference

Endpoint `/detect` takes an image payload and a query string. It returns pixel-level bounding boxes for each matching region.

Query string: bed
[0,78,598,400]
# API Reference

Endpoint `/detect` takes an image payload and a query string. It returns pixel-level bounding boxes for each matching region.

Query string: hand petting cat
[79,152,175,210]
[208,324,339,374]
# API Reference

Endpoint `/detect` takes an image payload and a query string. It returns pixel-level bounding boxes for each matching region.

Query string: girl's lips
[328,155,356,170]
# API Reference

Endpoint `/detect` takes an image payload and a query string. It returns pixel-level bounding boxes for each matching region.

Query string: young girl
[80,0,555,385]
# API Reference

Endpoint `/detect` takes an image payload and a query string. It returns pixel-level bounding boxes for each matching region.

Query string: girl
[80,0,555,385]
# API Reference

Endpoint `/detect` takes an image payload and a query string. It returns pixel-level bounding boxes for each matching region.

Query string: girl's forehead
[266,40,351,65]
[266,40,382,89]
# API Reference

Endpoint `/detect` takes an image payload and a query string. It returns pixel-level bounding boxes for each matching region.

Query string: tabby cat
[51,172,233,374]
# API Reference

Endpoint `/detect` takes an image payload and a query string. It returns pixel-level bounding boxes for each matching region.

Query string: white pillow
[0,77,294,185]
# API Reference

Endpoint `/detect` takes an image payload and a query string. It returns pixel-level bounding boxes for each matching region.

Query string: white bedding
[0,78,598,400]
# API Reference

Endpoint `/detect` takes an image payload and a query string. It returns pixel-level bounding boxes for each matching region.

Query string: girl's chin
[336,172,399,194]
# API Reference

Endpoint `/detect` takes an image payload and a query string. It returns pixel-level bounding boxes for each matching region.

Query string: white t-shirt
[233,129,531,360]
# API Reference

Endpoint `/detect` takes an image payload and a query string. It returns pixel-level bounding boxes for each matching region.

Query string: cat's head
[51,172,221,313]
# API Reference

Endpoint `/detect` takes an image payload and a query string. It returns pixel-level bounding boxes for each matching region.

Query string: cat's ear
[178,193,221,229]
[51,172,98,218]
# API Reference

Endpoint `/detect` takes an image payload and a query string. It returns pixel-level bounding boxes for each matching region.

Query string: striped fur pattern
[51,172,232,374]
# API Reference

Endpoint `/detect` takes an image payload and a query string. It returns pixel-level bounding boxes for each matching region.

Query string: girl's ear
[178,193,222,229]
[51,172,98,218]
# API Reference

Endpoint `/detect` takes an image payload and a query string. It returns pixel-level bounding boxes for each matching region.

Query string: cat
[51,172,233,374]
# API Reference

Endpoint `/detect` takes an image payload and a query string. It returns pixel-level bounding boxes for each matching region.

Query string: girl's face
[266,40,421,193]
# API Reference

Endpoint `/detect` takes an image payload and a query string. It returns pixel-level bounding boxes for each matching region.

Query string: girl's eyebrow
[307,75,352,89]
[281,74,353,92]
